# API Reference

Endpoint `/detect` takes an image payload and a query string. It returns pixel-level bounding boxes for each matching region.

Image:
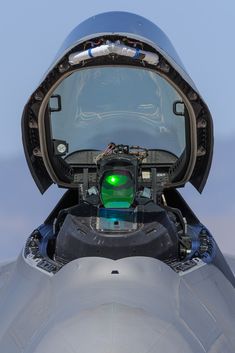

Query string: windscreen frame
[48,66,187,158]
[37,62,197,189]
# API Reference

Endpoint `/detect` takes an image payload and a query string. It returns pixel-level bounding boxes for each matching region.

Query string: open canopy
[22,11,213,194]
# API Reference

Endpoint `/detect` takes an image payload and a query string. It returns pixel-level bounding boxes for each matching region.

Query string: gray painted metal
[225,255,235,276]
[0,255,234,352]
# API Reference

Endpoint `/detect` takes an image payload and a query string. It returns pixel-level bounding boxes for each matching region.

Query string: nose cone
[28,303,197,353]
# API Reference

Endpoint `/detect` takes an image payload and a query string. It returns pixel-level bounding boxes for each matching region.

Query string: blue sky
[0,0,235,259]
[0,0,235,157]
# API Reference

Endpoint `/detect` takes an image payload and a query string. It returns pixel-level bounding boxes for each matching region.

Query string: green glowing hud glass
[101,171,134,208]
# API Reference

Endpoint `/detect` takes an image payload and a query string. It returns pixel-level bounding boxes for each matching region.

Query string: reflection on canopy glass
[49,67,186,158]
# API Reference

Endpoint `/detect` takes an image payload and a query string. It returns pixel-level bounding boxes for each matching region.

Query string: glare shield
[101,171,134,208]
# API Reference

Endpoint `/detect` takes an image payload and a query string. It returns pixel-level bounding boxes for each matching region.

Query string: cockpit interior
[22,31,227,282]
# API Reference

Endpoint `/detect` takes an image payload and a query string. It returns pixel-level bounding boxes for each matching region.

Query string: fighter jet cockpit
[40,63,191,263]
[1,12,235,352]
[21,12,234,288]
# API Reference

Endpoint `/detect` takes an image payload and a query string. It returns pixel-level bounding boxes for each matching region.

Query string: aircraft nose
[26,302,225,353]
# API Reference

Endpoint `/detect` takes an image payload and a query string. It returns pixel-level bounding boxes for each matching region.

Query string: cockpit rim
[37,62,197,189]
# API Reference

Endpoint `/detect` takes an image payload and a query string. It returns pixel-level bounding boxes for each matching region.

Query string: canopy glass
[49,66,187,159]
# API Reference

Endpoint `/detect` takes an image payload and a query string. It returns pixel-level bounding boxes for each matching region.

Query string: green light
[101,172,134,208]
[105,174,128,187]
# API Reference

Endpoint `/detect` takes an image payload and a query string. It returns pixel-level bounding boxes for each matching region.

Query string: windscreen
[49,67,187,159]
